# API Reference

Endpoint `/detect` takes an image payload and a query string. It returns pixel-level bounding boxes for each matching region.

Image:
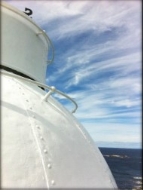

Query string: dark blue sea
[99,148,142,190]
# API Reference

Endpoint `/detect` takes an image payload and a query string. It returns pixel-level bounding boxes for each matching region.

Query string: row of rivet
[20,85,55,186]
[35,124,55,186]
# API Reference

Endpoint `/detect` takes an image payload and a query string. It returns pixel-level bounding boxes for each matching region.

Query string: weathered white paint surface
[1,74,117,189]
[1,2,117,189]
[1,2,48,83]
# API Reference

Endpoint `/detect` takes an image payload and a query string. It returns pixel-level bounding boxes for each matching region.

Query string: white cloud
[47,38,141,89]
[83,123,141,143]
[7,0,141,39]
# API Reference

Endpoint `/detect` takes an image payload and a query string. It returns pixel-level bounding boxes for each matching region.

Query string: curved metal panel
[1,2,49,83]
[1,75,117,189]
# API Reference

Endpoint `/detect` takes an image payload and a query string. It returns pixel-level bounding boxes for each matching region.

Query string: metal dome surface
[1,73,117,189]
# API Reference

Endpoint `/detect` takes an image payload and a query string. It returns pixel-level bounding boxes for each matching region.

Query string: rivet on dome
[47,164,51,169]
[51,180,55,185]
[44,149,47,153]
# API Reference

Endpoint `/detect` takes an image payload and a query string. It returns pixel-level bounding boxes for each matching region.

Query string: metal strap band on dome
[1,70,78,113]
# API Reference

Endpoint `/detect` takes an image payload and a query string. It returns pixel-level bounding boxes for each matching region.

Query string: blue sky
[6,0,141,148]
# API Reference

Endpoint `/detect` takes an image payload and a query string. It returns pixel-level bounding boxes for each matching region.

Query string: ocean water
[99,148,142,190]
